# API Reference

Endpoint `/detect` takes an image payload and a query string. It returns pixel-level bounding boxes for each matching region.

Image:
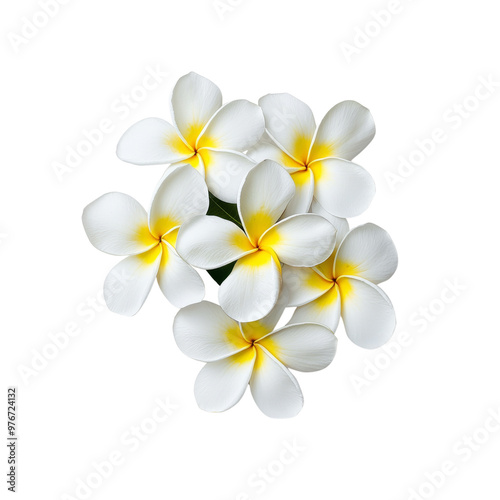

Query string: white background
[2,0,500,499]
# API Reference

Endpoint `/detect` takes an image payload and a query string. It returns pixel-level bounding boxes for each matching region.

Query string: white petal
[170,72,222,148]
[310,199,349,251]
[116,118,193,165]
[309,158,375,218]
[198,148,256,204]
[250,345,303,418]
[282,265,334,306]
[247,135,304,172]
[239,290,289,342]
[157,242,205,308]
[103,245,162,316]
[259,214,336,267]
[154,163,195,207]
[282,168,315,218]
[197,100,264,151]
[289,285,341,332]
[219,250,281,323]
[149,164,209,238]
[83,192,157,256]
[238,160,295,245]
[309,200,349,279]
[309,100,375,162]
[176,216,255,269]
[258,323,337,372]
[167,152,205,178]
[338,276,396,349]
[173,301,249,362]
[259,93,316,165]
[194,348,256,412]
[335,223,398,284]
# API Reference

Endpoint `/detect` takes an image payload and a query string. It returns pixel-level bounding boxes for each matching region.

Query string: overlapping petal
[259,93,316,165]
[116,118,193,165]
[247,135,304,172]
[83,192,157,256]
[198,148,255,204]
[168,152,205,176]
[149,164,209,238]
[310,200,349,279]
[238,160,295,245]
[157,242,205,308]
[249,346,303,418]
[219,250,281,323]
[338,276,396,349]
[239,290,289,342]
[173,301,249,362]
[103,246,162,316]
[282,169,315,218]
[258,323,337,372]
[194,348,256,412]
[309,157,375,217]
[197,100,264,151]
[309,100,375,162]
[170,72,222,147]
[334,223,398,284]
[282,265,334,306]
[259,214,336,267]
[289,285,341,332]
[310,199,349,252]
[176,215,255,269]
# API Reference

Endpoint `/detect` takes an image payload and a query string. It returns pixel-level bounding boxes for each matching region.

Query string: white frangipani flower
[283,207,398,349]
[176,160,337,323]
[248,93,376,218]
[81,70,400,419]
[173,299,337,418]
[82,165,209,316]
[116,72,264,203]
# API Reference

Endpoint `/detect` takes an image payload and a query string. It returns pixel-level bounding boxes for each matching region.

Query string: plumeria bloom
[82,165,209,316]
[283,207,398,349]
[116,72,264,203]
[176,160,336,323]
[173,299,337,418]
[248,93,376,218]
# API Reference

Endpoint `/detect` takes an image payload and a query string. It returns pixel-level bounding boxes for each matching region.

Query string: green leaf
[207,193,242,229]
[207,262,236,285]
[205,194,242,284]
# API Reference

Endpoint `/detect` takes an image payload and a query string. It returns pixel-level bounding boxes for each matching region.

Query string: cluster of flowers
[83,72,398,418]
